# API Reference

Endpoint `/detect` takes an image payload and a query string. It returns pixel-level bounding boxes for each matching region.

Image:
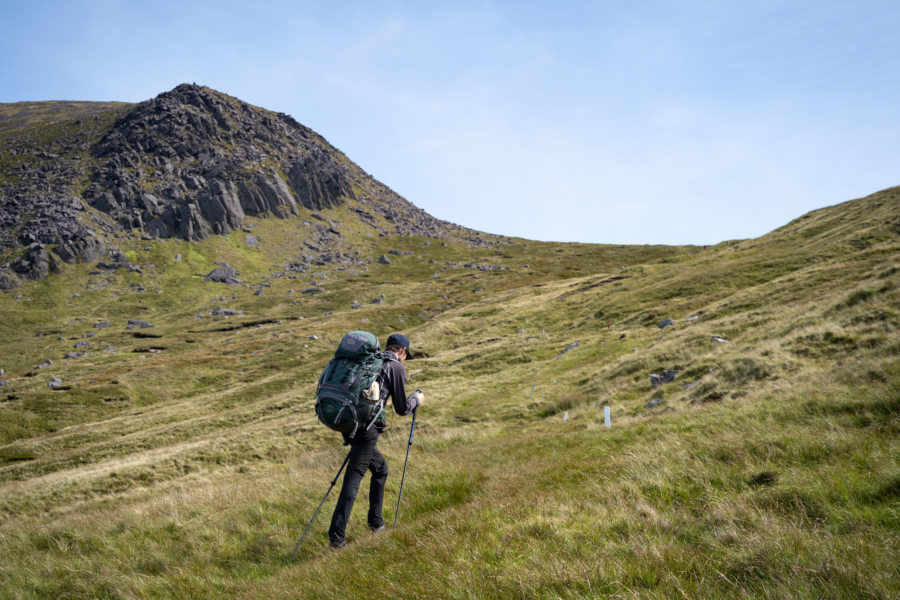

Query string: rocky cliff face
[0,84,490,286]
[83,84,356,240]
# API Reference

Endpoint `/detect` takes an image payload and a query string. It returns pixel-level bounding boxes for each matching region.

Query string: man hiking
[327,333,424,549]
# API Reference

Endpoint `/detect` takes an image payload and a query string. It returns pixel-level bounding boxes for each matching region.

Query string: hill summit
[0,84,494,286]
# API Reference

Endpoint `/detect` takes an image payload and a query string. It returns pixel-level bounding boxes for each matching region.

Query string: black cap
[386,333,414,359]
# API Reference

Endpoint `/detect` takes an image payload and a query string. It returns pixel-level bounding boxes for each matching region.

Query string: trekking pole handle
[408,403,417,446]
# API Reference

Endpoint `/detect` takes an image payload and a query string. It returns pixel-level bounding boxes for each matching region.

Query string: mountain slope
[0,86,897,598]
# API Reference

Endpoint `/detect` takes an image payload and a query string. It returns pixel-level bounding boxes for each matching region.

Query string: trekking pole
[289,450,352,559]
[393,403,418,528]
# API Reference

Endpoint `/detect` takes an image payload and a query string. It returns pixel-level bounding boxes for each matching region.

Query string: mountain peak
[1,85,493,285]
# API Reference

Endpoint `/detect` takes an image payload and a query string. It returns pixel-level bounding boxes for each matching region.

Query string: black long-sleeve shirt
[378,351,419,417]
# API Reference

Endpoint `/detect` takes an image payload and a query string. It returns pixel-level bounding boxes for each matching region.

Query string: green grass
[0,187,897,598]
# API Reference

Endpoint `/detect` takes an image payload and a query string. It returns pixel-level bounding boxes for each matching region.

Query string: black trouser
[328,426,388,544]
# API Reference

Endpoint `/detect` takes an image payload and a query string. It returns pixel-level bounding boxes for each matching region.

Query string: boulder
[0,270,20,291]
[377,255,392,265]
[12,244,59,281]
[657,318,675,329]
[204,264,242,285]
[56,235,106,264]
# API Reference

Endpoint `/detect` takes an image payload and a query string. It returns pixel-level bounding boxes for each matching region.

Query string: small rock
[105,346,117,351]
[650,369,680,389]
[555,342,579,358]
[684,381,701,390]
[711,336,729,343]
[377,255,392,265]
[36,360,52,369]
[686,315,699,322]
[748,471,778,487]
[254,289,264,296]
[174,254,182,262]
[126,320,153,330]
[658,318,675,329]
[246,234,261,248]
[94,321,111,329]
[351,302,361,309]
[310,335,319,341]
[48,377,63,388]
[645,398,661,408]
[65,352,87,359]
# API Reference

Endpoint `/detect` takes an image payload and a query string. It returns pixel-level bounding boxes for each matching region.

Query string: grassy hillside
[0,187,897,599]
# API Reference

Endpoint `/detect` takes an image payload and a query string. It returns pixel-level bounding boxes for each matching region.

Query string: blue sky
[2,0,898,244]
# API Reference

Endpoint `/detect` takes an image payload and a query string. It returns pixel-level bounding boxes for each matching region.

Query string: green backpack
[315,331,385,438]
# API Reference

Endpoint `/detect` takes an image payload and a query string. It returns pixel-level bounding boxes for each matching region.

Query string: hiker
[327,333,424,548]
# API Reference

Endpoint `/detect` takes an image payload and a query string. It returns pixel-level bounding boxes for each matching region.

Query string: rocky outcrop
[288,150,355,210]
[83,84,354,241]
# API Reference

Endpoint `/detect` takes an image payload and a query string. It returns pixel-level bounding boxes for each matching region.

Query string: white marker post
[604,406,611,428]
[563,411,568,421]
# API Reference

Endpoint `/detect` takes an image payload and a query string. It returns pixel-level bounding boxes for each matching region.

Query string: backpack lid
[334,331,380,359]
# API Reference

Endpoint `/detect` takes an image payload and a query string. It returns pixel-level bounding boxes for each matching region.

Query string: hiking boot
[329,539,346,549]
[369,524,386,532]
